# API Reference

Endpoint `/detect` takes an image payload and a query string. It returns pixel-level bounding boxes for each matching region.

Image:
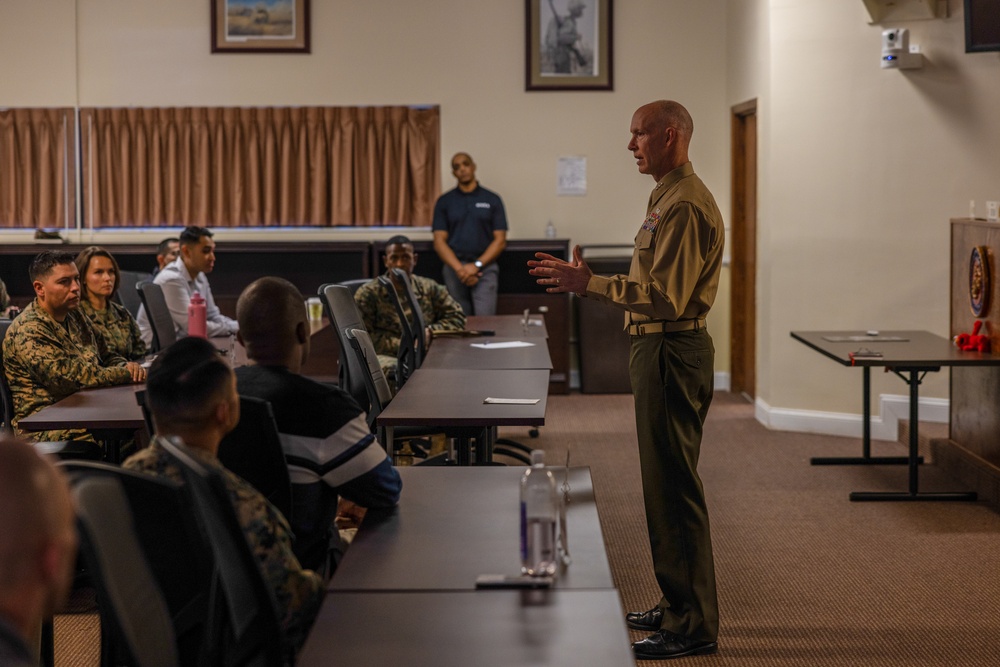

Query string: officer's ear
[32,279,46,299]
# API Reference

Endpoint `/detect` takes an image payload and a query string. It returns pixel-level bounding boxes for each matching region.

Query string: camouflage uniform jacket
[123,441,324,656]
[2,299,132,442]
[354,272,466,363]
[79,299,147,361]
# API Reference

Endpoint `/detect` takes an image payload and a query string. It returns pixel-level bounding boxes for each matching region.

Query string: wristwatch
[473,260,484,269]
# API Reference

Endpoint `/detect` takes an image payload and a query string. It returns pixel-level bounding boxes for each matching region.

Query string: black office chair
[217,396,293,521]
[0,319,102,460]
[138,282,177,353]
[116,271,153,319]
[70,471,183,667]
[337,278,370,296]
[62,460,215,666]
[136,391,292,521]
[376,269,426,388]
[318,283,372,412]
[157,436,286,667]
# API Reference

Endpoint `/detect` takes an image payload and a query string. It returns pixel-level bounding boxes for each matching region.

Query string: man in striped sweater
[234,277,402,574]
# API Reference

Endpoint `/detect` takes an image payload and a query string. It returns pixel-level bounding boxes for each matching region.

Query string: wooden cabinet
[944,219,1000,505]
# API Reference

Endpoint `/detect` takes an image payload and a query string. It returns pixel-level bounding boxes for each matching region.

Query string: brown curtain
[80,106,440,228]
[0,108,76,229]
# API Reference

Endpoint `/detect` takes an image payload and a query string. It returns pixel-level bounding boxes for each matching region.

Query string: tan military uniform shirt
[585,162,724,326]
[2,299,132,441]
[124,441,324,656]
[79,299,147,361]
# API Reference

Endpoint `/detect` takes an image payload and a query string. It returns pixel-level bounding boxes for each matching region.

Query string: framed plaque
[969,245,991,317]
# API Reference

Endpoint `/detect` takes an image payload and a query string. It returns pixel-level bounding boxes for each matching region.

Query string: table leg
[456,436,471,466]
[850,368,976,502]
[811,366,923,466]
[383,426,395,464]
[473,427,494,465]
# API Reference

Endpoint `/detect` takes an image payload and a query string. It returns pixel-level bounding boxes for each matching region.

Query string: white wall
[726,0,1000,431]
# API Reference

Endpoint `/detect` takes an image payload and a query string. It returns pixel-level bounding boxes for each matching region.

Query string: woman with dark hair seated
[75,246,147,361]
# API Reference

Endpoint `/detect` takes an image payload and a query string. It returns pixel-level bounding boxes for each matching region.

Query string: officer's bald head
[646,100,693,146]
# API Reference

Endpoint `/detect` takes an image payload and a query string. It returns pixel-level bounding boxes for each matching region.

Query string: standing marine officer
[528,100,724,660]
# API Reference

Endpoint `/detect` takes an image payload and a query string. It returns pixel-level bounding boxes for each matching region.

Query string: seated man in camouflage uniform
[123,336,323,657]
[2,251,146,443]
[354,235,466,386]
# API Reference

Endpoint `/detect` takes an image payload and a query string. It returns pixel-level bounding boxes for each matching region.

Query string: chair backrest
[62,461,214,665]
[390,268,428,362]
[337,278,370,296]
[346,328,394,427]
[138,282,177,353]
[118,270,153,318]
[376,274,419,388]
[157,436,285,667]
[319,283,370,411]
[217,396,293,521]
[0,319,15,432]
[70,472,182,667]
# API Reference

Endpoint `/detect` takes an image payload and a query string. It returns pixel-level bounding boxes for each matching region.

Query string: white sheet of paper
[470,341,535,349]
[483,397,541,405]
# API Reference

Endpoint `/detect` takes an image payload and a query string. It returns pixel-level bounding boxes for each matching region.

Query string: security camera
[881,28,923,70]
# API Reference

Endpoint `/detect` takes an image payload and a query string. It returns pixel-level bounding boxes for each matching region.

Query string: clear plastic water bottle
[187,291,207,338]
[545,219,557,239]
[520,450,558,577]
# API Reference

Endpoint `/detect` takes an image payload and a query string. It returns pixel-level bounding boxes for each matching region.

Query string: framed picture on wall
[211,0,310,54]
[525,0,613,91]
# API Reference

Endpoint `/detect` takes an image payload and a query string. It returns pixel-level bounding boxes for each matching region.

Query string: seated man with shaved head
[0,437,78,667]
[124,337,323,657]
[235,277,401,574]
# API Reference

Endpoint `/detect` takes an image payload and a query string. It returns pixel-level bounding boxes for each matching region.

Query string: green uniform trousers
[629,327,719,642]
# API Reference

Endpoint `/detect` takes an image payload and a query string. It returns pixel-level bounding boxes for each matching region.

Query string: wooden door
[730,100,757,400]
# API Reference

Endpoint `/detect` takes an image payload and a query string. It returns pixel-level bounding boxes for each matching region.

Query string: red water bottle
[188,291,207,338]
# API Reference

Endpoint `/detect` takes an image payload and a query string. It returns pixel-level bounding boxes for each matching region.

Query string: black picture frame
[525,0,613,91]
[964,0,1000,53]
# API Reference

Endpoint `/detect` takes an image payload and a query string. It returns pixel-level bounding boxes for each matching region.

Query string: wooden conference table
[378,314,553,464]
[465,313,549,338]
[791,330,1000,501]
[421,336,553,371]
[17,336,243,444]
[299,466,632,667]
[330,466,613,592]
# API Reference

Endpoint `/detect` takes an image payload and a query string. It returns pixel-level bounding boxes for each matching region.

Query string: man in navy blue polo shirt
[431,152,508,315]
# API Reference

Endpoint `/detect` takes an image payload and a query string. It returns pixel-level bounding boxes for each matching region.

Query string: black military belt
[627,319,705,336]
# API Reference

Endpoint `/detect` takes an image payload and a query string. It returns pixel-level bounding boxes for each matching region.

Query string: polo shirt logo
[475,202,491,209]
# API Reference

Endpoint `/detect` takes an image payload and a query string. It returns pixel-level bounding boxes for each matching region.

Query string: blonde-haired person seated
[75,247,147,361]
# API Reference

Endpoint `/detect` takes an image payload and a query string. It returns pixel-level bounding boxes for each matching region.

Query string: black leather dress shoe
[625,606,663,631]
[631,630,718,660]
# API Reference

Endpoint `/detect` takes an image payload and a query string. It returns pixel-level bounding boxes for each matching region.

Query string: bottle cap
[531,450,545,465]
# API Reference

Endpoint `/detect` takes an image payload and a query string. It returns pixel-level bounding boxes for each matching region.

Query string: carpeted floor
[498,391,1000,667]
[55,391,1000,665]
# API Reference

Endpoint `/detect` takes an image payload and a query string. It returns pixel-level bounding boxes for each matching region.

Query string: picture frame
[211,0,310,54]
[525,0,612,91]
